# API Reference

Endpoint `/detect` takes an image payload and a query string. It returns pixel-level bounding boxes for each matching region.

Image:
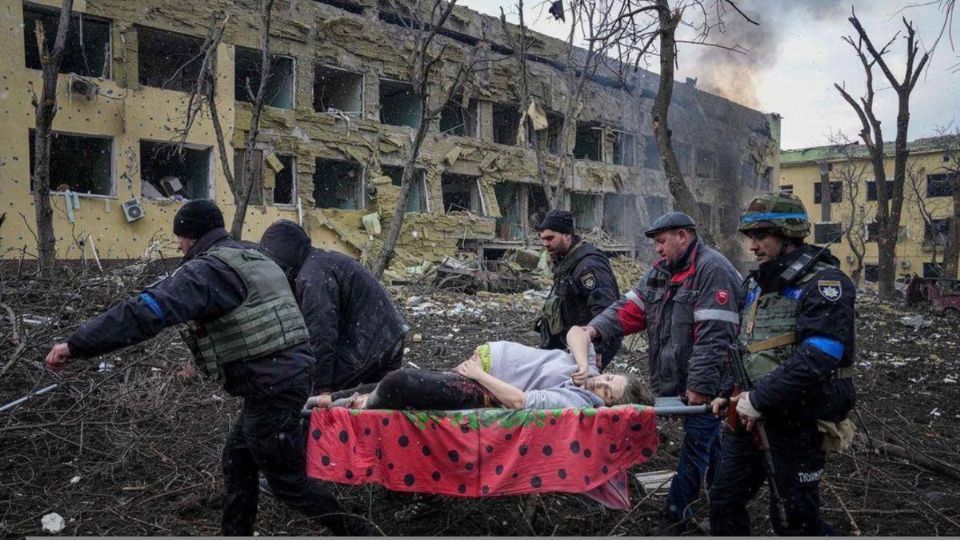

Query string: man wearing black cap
[535,208,621,368]
[583,211,742,532]
[44,200,375,536]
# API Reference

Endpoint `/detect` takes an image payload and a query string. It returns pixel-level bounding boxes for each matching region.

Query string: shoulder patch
[580,272,596,290]
[715,289,730,305]
[817,279,842,302]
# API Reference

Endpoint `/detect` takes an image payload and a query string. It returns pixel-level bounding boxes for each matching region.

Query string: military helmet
[738,192,810,239]
[644,211,697,238]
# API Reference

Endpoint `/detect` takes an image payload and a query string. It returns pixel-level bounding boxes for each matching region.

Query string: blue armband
[139,292,166,325]
[803,336,843,360]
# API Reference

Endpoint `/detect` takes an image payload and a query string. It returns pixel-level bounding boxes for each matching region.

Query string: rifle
[726,343,788,524]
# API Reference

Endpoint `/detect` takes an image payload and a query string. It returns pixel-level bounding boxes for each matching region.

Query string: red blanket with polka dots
[305,405,658,510]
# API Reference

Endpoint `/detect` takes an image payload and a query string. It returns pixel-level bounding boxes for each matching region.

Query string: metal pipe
[0,383,58,414]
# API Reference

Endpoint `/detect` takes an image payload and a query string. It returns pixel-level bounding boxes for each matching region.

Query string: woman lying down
[308,327,652,411]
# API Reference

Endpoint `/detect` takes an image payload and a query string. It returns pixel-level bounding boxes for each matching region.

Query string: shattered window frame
[384,165,429,214]
[864,264,879,282]
[813,222,842,244]
[612,130,637,167]
[926,173,957,198]
[379,78,422,129]
[234,46,297,110]
[440,96,479,137]
[314,63,364,115]
[233,149,296,206]
[313,158,365,210]
[493,182,524,240]
[139,140,214,201]
[137,26,206,93]
[441,173,484,215]
[28,129,115,198]
[570,192,601,232]
[813,181,843,204]
[924,218,951,247]
[573,122,603,162]
[492,102,521,146]
[23,3,112,79]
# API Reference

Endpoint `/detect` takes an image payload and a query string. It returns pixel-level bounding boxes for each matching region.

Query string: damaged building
[0,0,779,271]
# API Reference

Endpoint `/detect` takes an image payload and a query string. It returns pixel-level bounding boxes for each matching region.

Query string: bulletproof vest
[740,262,838,382]
[541,241,610,337]
[191,247,309,379]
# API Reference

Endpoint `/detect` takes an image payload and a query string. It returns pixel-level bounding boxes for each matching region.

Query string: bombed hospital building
[0,0,780,272]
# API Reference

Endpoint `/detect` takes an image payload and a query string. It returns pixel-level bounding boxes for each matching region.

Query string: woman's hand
[453,353,485,380]
[571,365,589,387]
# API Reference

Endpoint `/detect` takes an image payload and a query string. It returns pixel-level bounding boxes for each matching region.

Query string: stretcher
[304,398,707,510]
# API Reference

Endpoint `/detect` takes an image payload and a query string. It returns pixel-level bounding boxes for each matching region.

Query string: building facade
[1,0,780,271]
[781,137,958,282]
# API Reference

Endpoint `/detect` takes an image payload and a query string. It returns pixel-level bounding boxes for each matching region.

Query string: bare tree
[30,0,74,276]
[177,1,276,241]
[372,0,479,277]
[834,8,931,299]
[828,133,871,286]
[903,161,944,274]
[932,127,960,277]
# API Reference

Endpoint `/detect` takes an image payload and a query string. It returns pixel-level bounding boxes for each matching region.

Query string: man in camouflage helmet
[708,192,857,535]
[583,211,743,531]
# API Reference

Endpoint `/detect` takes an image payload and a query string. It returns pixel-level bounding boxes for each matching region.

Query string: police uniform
[537,210,621,367]
[589,212,743,525]
[709,193,856,536]
[61,201,373,536]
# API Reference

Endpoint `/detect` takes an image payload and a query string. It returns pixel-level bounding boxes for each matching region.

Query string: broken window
[697,202,713,232]
[642,135,660,170]
[814,181,842,203]
[314,65,363,114]
[314,158,363,209]
[23,5,111,78]
[574,122,602,161]
[927,173,957,197]
[645,196,667,221]
[494,182,523,239]
[29,130,112,196]
[866,221,880,242]
[696,149,715,177]
[866,180,892,201]
[440,97,479,137]
[312,0,364,14]
[814,222,842,244]
[527,185,548,231]
[864,264,879,282]
[571,193,600,232]
[233,151,295,205]
[603,193,638,241]
[140,141,211,200]
[492,103,520,146]
[674,142,691,175]
[528,110,563,154]
[234,47,295,109]
[441,173,483,214]
[612,131,636,167]
[379,79,421,129]
[384,165,428,213]
[924,262,944,278]
[924,218,951,247]
[137,26,205,92]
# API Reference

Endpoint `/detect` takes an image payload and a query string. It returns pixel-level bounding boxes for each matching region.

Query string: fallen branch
[823,477,861,536]
[854,432,960,481]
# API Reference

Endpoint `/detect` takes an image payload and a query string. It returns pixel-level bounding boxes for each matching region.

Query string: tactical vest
[541,241,611,336]
[740,262,853,382]
[190,247,309,379]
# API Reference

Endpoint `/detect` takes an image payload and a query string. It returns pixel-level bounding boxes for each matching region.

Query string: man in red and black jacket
[584,211,743,531]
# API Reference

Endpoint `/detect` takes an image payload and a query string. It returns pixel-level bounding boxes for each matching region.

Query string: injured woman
[308,327,651,411]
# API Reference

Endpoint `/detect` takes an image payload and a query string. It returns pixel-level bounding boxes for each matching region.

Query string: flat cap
[644,211,696,238]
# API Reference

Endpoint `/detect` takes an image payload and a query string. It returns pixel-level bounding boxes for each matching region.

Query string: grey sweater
[487,341,604,409]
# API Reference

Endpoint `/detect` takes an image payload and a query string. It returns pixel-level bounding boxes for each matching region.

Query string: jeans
[666,413,721,521]
[221,384,374,536]
[709,420,834,536]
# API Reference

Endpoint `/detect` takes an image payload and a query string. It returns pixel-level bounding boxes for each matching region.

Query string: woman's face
[585,374,627,405]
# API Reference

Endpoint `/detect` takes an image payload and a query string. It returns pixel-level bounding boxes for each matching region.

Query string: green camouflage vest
[740,262,838,382]
[192,247,309,379]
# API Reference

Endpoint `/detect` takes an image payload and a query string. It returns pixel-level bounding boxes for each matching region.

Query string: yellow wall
[780,147,954,280]
[0,0,353,261]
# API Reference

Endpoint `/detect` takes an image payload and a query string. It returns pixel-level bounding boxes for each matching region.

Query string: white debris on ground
[41,513,65,534]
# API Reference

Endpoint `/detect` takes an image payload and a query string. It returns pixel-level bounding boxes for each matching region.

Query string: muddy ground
[2,262,960,536]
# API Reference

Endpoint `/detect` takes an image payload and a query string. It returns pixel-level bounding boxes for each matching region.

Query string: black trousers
[221,384,373,536]
[709,420,834,536]
[336,369,488,410]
